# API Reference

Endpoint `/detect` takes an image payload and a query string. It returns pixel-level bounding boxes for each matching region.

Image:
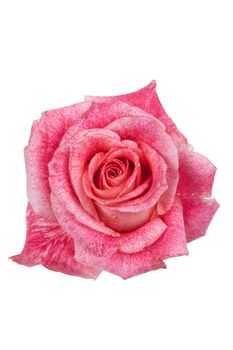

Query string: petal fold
[10,204,101,278]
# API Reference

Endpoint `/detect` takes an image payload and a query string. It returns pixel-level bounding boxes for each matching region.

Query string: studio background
[0,1,232,349]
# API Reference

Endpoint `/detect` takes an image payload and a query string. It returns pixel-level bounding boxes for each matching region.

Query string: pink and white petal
[103,198,187,279]
[50,194,166,265]
[10,204,100,279]
[119,217,167,253]
[147,196,189,259]
[51,195,119,259]
[104,251,166,279]
[182,198,219,242]
[59,100,165,150]
[178,152,217,201]
[85,80,187,145]
[25,101,91,219]
[49,144,118,236]
[178,151,219,242]
[96,204,154,232]
[69,129,123,220]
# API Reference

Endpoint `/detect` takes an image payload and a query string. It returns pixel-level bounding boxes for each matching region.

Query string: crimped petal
[147,196,189,259]
[178,152,219,242]
[25,101,91,219]
[85,80,187,145]
[10,204,100,279]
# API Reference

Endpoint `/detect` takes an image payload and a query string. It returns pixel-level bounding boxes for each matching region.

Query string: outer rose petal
[104,197,188,279]
[178,152,219,242]
[104,252,166,279]
[58,100,166,149]
[25,101,91,219]
[147,196,189,259]
[10,204,101,279]
[75,217,166,268]
[119,217,167,253]
[85,80,187,146]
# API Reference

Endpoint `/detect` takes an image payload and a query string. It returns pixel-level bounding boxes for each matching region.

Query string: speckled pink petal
[106,115,179,214]
[104,251,166,279]
[103,197,188,279]
[58,100,165,149]
[51,197,119,259]
[95,204,155,232]
[73,217,167,268]
[178,152,219,242]
[146,196,189,259]
[10,204,101,278]
[85,80,187,146]
[119,217,167,253]
[49,132,119,237]
[25,101,91,220]
[68,129,123,221]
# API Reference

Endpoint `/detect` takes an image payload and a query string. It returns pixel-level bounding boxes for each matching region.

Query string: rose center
[94,158,134,189]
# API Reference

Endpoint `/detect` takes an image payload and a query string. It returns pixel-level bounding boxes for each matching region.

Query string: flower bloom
[11,81,219,279]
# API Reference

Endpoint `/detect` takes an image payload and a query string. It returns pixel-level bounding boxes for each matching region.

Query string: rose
[11,81,219,279]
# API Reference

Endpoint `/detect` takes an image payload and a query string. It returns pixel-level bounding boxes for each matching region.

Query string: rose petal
[95,204,154,232]
[178,152,219,242]
[25,101,91,219]
[182,199,219,243]
[85,80,187,145]
[10,204,100,278]
[100,142,168,213]
[146,196,189,259]
[68,129,123,221]
[105,115,179,214]
[51,196,119,259]
[49,130,121,236]
[84,173,152,206]
[119,217,167,253]
[104,252,166,279]
[58,100,166,149]
[103,197,188,279]
[83,147,141,203]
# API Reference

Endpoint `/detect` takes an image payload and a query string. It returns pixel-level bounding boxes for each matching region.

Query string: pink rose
[11,81,219,279]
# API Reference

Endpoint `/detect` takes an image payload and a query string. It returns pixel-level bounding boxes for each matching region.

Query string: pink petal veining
[25,101,91,219]
[11,204,101,278]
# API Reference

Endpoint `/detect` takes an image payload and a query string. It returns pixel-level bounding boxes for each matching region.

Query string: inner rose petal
[101,142,168,213]
[105,115,179,214]
[85,148,142,201]
[98,158,132,188]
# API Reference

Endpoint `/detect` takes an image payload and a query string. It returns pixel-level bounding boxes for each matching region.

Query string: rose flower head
[11,81,219,279]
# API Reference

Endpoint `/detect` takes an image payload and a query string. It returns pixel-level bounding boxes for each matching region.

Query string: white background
[0,1,232,349]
